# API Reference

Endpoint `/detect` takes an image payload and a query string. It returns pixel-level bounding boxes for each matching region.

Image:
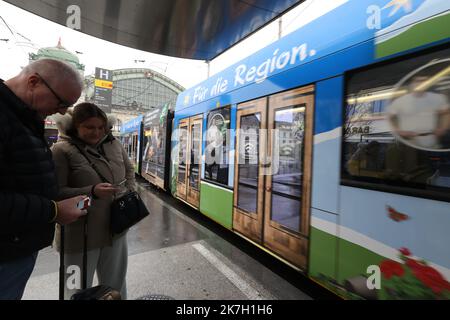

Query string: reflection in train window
[178,127,188,184]
[237,113,260,213]
[189,123,201,191]
[205,106,230,186]
[270,105,304,233]
[343,47,450,196]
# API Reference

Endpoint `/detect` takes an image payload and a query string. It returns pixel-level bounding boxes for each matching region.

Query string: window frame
[203,105,232,187]
[340,43,450,203]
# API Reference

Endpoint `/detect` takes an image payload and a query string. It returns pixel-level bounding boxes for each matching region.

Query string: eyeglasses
[35,73,73,109]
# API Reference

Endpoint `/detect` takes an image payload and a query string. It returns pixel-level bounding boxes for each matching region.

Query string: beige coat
[51,113,136,253]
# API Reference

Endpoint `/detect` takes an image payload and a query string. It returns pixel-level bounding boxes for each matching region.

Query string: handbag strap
[72,144,110,183]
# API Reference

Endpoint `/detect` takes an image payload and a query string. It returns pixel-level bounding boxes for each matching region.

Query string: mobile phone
[77,197,91,210]
[114,179,126,187]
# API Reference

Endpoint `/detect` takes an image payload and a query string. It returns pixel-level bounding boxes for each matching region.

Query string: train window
[205,106,231,186]
[142,106,170,181]
[342,47,450,198]
[178,126,188,184]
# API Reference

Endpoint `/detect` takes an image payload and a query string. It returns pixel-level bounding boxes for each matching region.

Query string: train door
[264,86,314,269]
[176,115,203,208]
[132,131,140,173]
[233,86,314,269]
[233,98,267,243]
[177,118,189,200]
[186,115,203,208]
[131,132,138,165]
[122,133,133,161]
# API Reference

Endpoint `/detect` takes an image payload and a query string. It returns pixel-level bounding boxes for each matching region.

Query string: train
[121,104,173,191]
[53,0,450,299]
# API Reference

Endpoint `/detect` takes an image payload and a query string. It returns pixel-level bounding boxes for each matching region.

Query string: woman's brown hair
[67,102,108,138]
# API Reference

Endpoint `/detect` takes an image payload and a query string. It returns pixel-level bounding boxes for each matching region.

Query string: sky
[0,0,347,89]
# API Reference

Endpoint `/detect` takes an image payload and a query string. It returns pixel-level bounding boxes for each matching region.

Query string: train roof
[121,114,143,134]
[175,0,450,111]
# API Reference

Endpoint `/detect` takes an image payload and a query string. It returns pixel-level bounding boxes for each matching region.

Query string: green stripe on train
[309,227,384,283]
[309,227,338,280]
[199,182,233,229]
[376,13,450,59]
[336,234,385,284]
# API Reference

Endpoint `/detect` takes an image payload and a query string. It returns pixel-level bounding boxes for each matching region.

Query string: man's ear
[27,74,40,89]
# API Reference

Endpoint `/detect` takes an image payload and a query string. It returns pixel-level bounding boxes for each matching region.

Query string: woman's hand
[93,183,118,199]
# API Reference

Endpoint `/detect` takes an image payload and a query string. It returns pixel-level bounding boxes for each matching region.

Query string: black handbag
[73,144,150,235]
[110,191,149,235]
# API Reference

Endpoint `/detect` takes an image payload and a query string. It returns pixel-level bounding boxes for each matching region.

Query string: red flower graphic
[405,258,421,269]
[380,260,404,279]
[406,258,450,294]
[378,248,450,299]
[399,247,411,256]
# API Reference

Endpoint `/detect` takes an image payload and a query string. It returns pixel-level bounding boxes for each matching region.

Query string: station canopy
[5,0,303,60]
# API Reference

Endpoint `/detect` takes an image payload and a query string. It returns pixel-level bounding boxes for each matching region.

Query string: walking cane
[59,225,65,300]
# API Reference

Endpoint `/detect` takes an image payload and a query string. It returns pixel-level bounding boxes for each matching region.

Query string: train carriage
[120,115,143,174]
[170,0,450,299]
[141,104,174,190]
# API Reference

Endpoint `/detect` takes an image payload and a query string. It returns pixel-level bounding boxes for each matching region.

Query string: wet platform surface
[23,180,324,300]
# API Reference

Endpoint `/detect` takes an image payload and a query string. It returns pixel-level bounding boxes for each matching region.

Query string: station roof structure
[5,0,302,60]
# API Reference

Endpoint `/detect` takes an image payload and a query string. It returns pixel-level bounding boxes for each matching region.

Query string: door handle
[261,162,271,168]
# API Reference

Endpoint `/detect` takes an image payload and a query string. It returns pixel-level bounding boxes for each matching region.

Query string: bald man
[0,59,88,299]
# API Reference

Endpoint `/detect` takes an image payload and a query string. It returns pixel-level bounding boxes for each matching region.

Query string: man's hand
[55,195,88,225]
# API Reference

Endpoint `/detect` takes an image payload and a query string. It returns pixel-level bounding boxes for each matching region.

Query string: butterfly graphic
[386,206,410,222]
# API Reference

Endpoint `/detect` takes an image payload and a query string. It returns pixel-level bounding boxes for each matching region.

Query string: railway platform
[23,179,334,300]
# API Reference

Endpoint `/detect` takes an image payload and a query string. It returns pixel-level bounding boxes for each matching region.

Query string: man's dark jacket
[0,80,58,262]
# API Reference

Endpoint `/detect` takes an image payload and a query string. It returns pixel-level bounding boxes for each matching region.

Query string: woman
[51,102,136,299]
